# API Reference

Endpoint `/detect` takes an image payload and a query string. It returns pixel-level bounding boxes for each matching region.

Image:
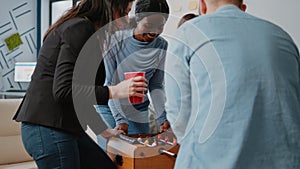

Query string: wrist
[108,86,115,99]
[158,119,167,126]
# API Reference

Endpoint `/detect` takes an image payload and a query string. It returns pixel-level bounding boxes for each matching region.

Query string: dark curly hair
[135,0,169,22]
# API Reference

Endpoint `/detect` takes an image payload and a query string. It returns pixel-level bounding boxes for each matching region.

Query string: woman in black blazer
[13,0,146,168]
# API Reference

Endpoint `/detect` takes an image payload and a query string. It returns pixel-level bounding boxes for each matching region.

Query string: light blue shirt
[103,29,168,125]
[165,5,300,169]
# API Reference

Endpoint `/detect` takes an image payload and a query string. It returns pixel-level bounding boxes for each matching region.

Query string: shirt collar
[215,4,240,14]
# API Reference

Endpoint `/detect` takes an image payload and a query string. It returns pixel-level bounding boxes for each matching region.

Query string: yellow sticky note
[5,33,23,51]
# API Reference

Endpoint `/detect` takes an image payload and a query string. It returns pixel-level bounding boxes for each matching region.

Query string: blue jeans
[21,122,116,169]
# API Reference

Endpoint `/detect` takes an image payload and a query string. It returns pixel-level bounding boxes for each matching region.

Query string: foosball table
[106,131,179,169]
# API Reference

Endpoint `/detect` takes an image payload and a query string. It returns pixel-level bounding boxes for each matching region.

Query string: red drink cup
[124,72,145,104]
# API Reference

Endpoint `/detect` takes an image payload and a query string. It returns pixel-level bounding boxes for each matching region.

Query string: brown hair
[177,13,198,28]
[43,0,134,41]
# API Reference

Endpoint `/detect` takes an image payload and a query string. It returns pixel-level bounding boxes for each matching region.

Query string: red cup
[124,72,145,104]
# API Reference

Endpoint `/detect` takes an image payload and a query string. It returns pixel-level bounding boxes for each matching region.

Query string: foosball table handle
[115,154,123,166]
[158,148,177,158]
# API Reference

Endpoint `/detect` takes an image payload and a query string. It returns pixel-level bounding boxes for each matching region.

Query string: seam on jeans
[50,130,64,168]
[35,125,45,160]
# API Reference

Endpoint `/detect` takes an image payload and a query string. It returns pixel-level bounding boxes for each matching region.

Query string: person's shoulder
[257,17,287,33]
[107,29,132,47]
[153,36,168,49]
[156,36,168,44]
[114,29,132,36]
[59,17,94,33]
[245,14,293,39]
[111,29,132,41]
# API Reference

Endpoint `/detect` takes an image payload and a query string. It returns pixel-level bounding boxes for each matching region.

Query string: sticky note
[5,33,23,51]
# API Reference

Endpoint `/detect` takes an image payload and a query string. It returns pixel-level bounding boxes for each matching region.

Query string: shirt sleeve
[104,45,128,125]
[108,99,128,125]
[51,20,110,135]
[95,61,109,105]
[165,29,192,142]
[149,48,167,126]
[52,21,95,102]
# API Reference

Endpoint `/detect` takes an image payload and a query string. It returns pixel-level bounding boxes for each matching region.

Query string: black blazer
[13,17,109,135]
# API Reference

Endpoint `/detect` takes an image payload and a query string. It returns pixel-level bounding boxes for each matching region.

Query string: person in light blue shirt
[165,0,300,168]
[95,0,170,137]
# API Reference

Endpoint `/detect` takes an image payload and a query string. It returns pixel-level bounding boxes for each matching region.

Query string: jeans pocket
[21,123,44,160]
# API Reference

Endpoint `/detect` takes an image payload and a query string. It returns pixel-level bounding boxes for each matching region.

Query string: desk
[0,92,25,99]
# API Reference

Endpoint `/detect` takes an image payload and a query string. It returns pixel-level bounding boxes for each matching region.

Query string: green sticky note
[5,33,23,51]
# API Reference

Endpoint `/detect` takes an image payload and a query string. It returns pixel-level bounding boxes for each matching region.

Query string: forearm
[149,88,167,125]
[164,35,192,142]
[108,99,128,125]
[157,111,167,125]
[108,86,120,99]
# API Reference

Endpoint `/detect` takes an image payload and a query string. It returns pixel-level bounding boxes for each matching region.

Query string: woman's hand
[115,123,129,135]
[108,76,147,99]
[159,120,171,133]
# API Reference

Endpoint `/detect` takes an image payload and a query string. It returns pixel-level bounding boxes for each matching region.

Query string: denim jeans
[21,122,116,169]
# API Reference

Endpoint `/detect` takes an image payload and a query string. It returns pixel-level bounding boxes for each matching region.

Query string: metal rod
[158,148,177,158]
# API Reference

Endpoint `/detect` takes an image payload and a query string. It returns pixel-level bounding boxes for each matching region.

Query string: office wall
[41,0,300,49]
[41,0,50,45]
[1,0,299,91]
[245,0,300,47]
[40,0,73,45]
[163,0,199,37]
[0,0,37,91]
[164,0,300,47]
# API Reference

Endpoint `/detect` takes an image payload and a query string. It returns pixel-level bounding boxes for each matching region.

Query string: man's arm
[165,30,192,142]
[149,53,168,126]
[104,44,129,127]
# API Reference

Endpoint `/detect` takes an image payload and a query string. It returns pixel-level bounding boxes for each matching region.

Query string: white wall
[51,0,73,25]
[39,0,300,48]
[163,0,199,37]
[164,0,300,48]
[41,0,73,45]
[41,0,50,44]
[244,0,300,47]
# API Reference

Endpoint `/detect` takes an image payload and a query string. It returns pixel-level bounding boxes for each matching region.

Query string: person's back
[165,4,300,169]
